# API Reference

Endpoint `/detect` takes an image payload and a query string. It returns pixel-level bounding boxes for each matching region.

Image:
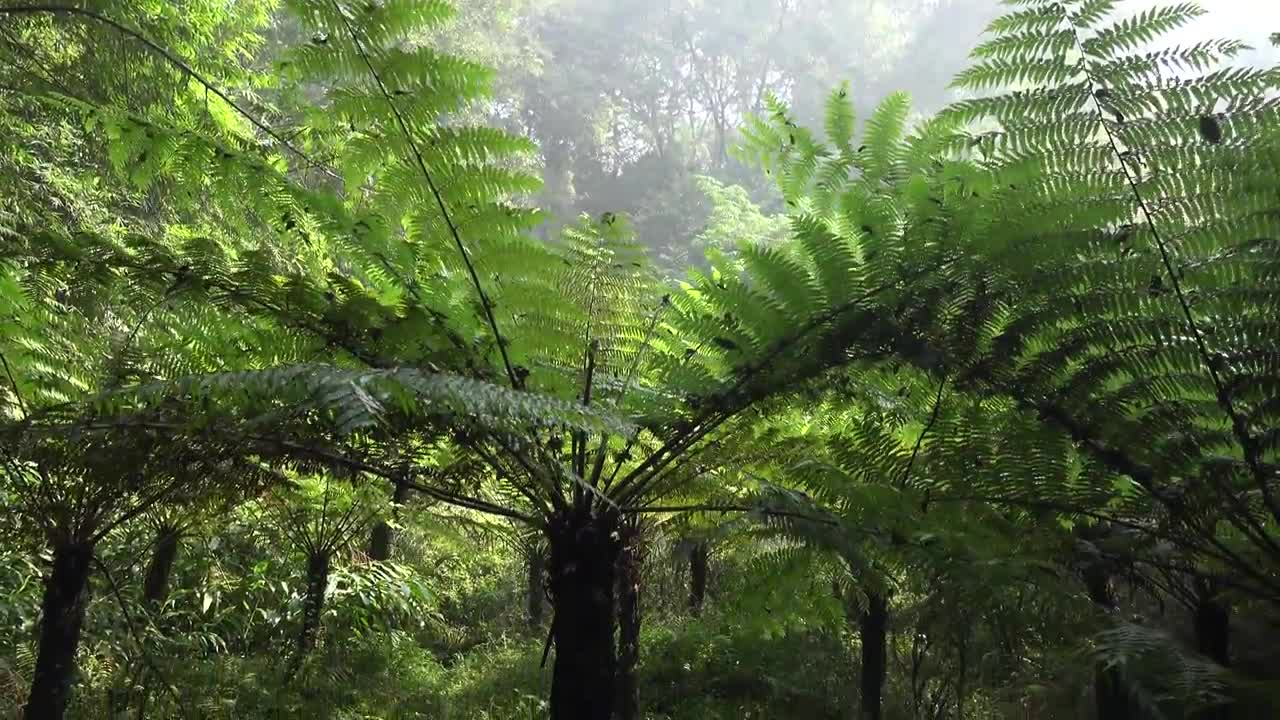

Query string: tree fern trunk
[858,591,889,720]
[615,526,642,720]
[548,512,619,720]
[25,540,94,720]
[1093,665,1129,720]
[688,541,708,616]
[368,480,410,561]
[1194,588,1229,666]
[290,550,330,677]
[1193,581,1230,720]
[142,525,180,606]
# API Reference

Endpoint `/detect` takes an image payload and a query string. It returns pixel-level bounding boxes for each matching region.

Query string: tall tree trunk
[687,541,707,616]
[25,540,95,720]
[615,526,642,720]
[1193,580,1230,720]
[1194,585,1229,666]
[955,624,969,719]
[1093,665,1129,720]
[289,550,331,678]
[858,591,889,720]
[368,480,410,561]
[547,512,619,720]
[142,525,181,606]
[113,525,181,719]
[1082,565,1129,720]
[527,542,545,628]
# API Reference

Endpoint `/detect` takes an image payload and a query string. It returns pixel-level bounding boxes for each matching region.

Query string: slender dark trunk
[111,526,181,719]
[548,512,619,720]
[1093,665,1129,720]
[368,480,410,561]
[527,543,545,628]
[955,624,968,718]
[1082,565,1129,720]
[615,527,642,720]
[142,525,181,606]
[25,540,95,720]
[858,591,889,720]
[687,541,707,616]
[1193,580,1230,720]
[1194,588,1229,667]
[289,550,330,677]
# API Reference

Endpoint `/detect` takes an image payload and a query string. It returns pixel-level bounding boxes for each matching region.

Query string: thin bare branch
[0,5,338,178]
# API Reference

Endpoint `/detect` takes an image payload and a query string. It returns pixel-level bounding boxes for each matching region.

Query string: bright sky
[1149,0,1279,66]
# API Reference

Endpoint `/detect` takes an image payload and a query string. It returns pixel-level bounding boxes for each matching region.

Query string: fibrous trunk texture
[142,525,181,606]
[25,540,95,720]
[1193,581,1231,720]
[548,512,619,720]
[290,549,331,677]
[615,526,642,720]
[1195,588,1230,666]
[858,591,889,720]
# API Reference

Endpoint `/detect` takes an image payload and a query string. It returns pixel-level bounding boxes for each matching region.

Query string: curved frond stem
[621,503,839,527]
[486,433,568,512]
[586,436,611,491]
[1069,25,1280,525]
[92,557,192,716]
[318,474,334,549]
[609,295,669,408]
[932,493,1280,605]
[61,418,538,524]
[573,341,598,488]
[901,375,946,488]
[278,503,317,555]
[387,474,535,524]
[1037,398,1280,567]
[621,430,738,508]
[1136,565,1200,610]
[329,0,520,390]
[320,490,367,554]
[107,289,180,389]
[461,436,554,518]
[0,350,27,417]
[0,5,337,178]
[612,409,736,506]
[275,443,538,524]
[604,264,944,499]
[89,474,188,544]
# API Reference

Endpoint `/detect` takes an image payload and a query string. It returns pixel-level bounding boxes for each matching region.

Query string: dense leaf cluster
[0,0,1276,719]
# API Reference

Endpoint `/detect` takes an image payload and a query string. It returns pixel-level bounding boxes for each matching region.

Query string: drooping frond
[67,364,638,440]
[1093,622,1231,715]
[931,0,1280,602]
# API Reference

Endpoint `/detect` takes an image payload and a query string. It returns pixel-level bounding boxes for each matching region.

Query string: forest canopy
[0,1,1278,719]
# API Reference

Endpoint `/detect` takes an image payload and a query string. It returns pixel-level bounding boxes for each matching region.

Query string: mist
[444,0,1277,263]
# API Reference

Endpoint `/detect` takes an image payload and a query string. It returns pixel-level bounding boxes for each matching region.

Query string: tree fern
[921,0,1280,607]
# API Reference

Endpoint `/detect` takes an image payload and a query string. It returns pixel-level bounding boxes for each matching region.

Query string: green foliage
[1,0,1279,719]
[690,176,792,266]
[936,0,1280,606]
